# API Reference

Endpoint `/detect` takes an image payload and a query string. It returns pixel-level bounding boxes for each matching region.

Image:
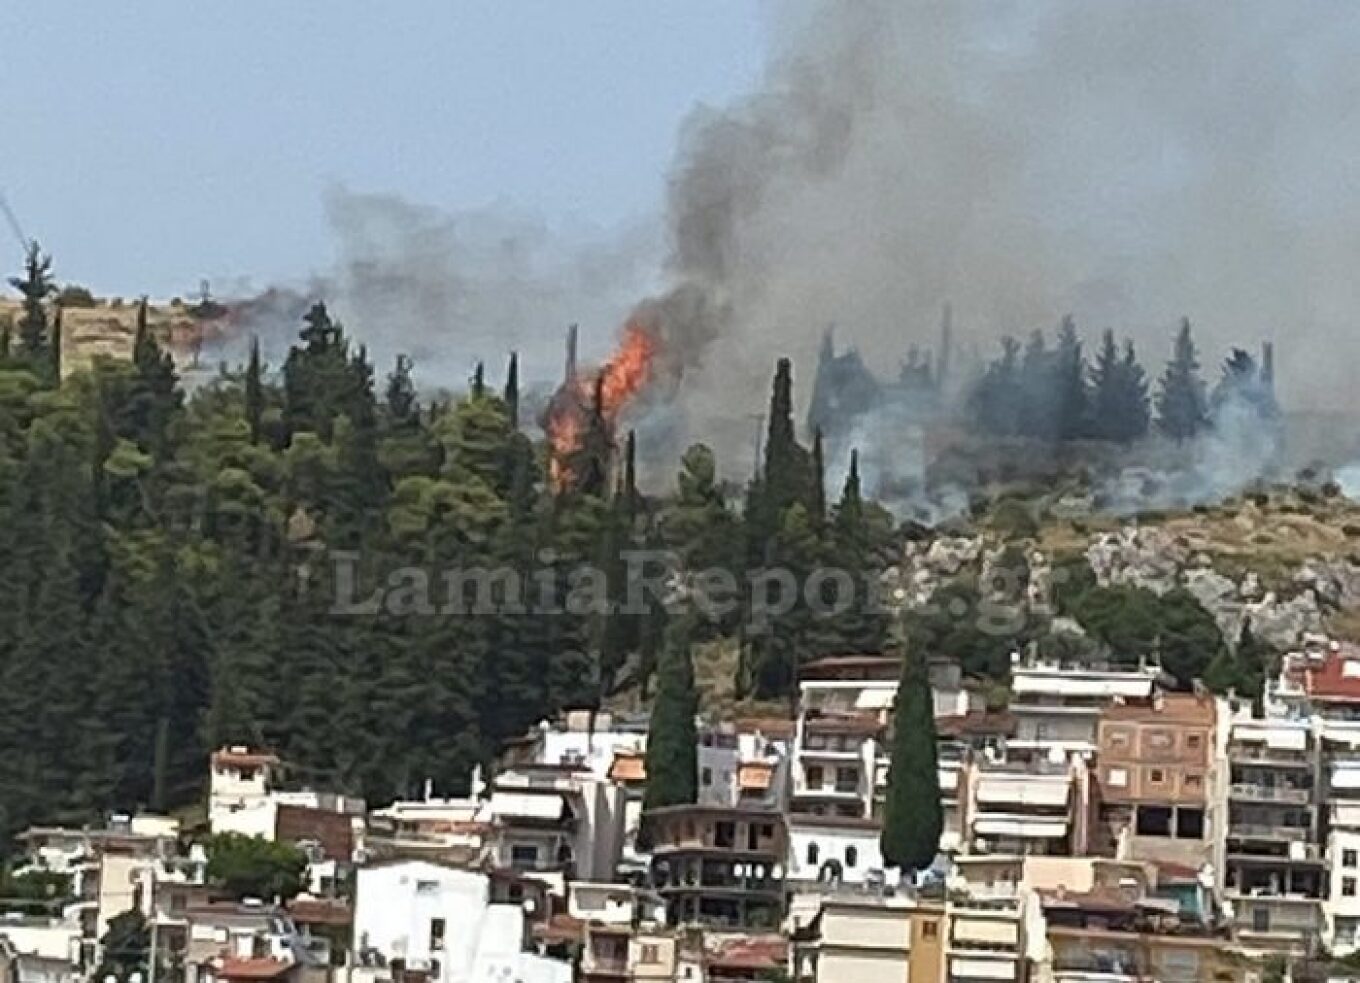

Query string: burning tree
[543,318,658,494]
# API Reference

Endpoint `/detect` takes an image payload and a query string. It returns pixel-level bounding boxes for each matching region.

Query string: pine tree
[881,643,942,875]
[1089,332,1149,443]
[643,613,698,811]
[1156,318,1209,443]
[9,241,54,360]
[1052,316,1089,440]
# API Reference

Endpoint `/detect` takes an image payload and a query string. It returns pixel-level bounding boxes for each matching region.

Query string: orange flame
[545,318,659,492]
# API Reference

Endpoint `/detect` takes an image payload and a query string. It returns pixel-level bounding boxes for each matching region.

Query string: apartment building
[792,896,945,983]
[1295,642,1360,954]
[1223,716,1325,956]
[487,762,626,889]
[1094,693,1218,869]
[964,758,1091,857]
[645,806,786,931]
[1009,654,1168,762]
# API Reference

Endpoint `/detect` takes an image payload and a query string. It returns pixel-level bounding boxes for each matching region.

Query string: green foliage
[0,868,72,915]
[96,908,151,982]
[1055,574,1227,689]
[881,643,942,873]
[643,614,699,811]
[205,833,308,901]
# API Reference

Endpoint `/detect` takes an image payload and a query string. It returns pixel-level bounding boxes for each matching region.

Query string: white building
[1009,654,1167,761]
[787,816,885,888]
[353,860,570,983]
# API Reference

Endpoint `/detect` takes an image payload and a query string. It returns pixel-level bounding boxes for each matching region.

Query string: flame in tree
[545,318,659,492]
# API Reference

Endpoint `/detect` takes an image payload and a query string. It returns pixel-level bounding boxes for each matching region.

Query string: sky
[1,2,767,298]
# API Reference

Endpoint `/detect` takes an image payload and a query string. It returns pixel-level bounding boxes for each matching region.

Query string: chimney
[565,323,579,384]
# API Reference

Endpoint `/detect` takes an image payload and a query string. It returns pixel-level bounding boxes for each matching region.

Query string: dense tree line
[967,317,1278,444]
[0,251,895,851]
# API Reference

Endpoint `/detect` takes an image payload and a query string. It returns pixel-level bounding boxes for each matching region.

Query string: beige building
[796,897,945,983]
[1094,693,1218,869]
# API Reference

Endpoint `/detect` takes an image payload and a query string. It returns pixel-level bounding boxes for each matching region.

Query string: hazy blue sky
[2,2,766,297]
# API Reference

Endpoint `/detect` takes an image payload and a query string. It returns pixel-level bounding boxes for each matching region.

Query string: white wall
[0,921,81,963]
[787,825,884,885]
[353,861,570,983]
[1330,829,1360,954]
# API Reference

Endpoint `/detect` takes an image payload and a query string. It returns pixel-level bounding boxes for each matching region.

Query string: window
[701,767,713,786]
[1346,849,1358,868]
[845,846,858,868]
[1107,729,1131,750]
[807,842,820,866]
[429,918,446,951]
[835,767,858,793]
[922,920,939,939]
[415,879,440,895]
[1184,773,1203,793]
[1346,878,1357,898]
[1146,731,1173,752]
[715,822,735,848]
[640,944,660,965]
[510,844,540,867]
[807,765,825,789]
[1176,807,1205,839]
[1253,908,1270,933]
[1107,767,1128,789]
[1149,768,1166,785]
[1186,733,1203,751]
[1136,805,1172,837]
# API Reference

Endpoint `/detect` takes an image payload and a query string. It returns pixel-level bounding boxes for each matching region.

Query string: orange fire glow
[545,318,659,492]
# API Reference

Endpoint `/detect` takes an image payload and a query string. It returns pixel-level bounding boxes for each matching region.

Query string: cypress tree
[763,358,810,515]
[643,613,698,811]
[881,644,942,876]
[471,361,485,399]
[245,337,264,444]
[1156,318,1209,442]
[809,428,827,524]
[504,352,520,430]
[1052,316,1088,440]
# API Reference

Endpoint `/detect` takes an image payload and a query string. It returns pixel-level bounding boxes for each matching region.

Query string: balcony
[1229,783,1312,804]
[1228,745,1313,768]
[1227,823,1312,844]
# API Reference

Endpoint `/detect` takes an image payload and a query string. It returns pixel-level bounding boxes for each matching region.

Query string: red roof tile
[706,935,787,970]
[1306,646,1360,702]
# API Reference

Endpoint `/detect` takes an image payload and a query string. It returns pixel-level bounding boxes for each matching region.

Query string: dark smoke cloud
[637,0,1360,478]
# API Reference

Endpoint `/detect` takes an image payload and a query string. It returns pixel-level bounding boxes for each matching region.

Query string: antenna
[0,190,30,252]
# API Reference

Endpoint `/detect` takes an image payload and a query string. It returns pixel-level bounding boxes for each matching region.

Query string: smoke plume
[637,1,1360,478]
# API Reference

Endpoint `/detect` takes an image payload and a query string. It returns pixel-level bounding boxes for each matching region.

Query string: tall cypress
[245,337,264,444]
[881,643,942,875]
[643,613,698,811]
[809,428,827,524]
[504,352,520,430]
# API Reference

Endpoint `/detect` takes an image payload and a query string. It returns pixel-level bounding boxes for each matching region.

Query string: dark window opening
[715,822,735,848]
[1176,807,1205,839]
[1136,805,1173,837]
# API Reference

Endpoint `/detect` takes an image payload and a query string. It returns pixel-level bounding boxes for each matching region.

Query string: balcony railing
[1228,823,1311,842]
[1229,783,1312,804]
[1228,746,1313,766]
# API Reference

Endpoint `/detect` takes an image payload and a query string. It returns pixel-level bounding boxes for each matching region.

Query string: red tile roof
[218,958,293,981]
[1101,692,1216,724]
[211,748,280,769]
[805,712,882,737]
[533,913,585,945]
[287,897,352,927]
[1306,646,1360,702]
[936,710,1015,738]
[706,935,787,970]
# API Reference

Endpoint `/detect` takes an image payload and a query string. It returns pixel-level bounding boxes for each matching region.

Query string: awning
[973,816,1068,838]
[952,918,1019,947]
[854,688,895,711]
[490,792,567,821]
